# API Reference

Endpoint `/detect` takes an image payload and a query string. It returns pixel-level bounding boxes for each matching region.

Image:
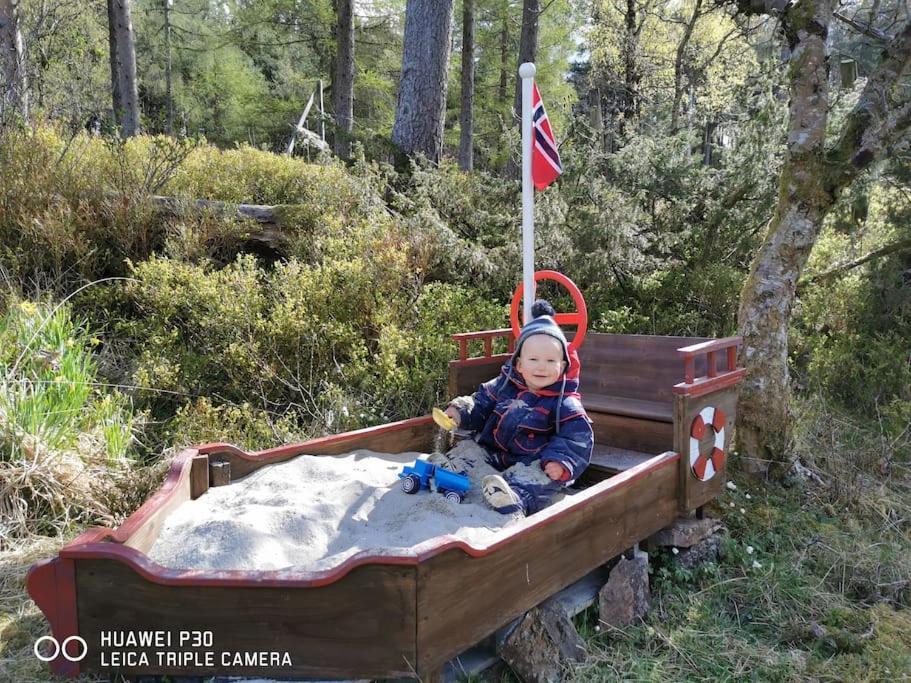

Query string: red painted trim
[197,415,435,460]
[676,336,742,358]
[26,557,79,677]
[451,328,513,342]
[449,354,512,369]
[673,368,747,396]
[56,452,679,589]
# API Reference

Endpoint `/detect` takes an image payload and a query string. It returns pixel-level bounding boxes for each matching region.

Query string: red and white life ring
[690,406,726,481]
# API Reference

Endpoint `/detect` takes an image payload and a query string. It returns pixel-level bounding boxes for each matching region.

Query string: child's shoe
[481,474,524,515]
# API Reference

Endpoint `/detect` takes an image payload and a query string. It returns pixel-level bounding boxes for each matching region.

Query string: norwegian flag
[531,83,562,190]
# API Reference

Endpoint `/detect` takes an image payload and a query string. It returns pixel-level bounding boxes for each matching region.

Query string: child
[443,299,593,516]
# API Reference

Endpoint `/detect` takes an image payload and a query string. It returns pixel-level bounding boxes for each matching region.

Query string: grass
[565,400,911,682]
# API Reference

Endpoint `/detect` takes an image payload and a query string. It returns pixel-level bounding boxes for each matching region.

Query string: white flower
[726,481,737,491]
[729,502,735,508]
[594,625,601,632]
[671,547,679,555]
[746,546,754,555]
[740,508,746,514]
[752,560,762,569]
[746,494,752,500]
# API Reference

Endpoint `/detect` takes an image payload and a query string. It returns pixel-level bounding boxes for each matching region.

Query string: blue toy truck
[399,459,471,503]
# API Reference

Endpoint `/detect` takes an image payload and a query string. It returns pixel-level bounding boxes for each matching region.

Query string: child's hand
[444,406,461,427]
[544,461,566,481]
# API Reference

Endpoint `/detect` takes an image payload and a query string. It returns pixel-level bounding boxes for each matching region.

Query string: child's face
[515,335,566,391]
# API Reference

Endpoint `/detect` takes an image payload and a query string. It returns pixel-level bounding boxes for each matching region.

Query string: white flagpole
[519,62,536,325]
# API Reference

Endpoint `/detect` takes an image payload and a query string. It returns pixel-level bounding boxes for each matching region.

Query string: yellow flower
[90,337,101,346]
[18,301,37,315]
[65,338,75,348]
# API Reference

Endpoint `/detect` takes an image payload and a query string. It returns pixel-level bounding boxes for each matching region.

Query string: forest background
[0,0,909,679]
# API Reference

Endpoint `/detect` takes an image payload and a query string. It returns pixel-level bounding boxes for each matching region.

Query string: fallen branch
[149,195,290,249]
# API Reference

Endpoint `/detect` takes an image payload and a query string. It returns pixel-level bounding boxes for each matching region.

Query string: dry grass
[0,536,105,683]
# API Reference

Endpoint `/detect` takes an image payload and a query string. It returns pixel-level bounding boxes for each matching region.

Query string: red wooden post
[458,339,468,361]
[727,345,737,371]
[484,336,492,358]
[684,357,695,384]
[707,351,717,378]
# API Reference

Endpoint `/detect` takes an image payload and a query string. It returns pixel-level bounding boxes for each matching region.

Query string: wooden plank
[674,386,738,512]
[584,394,673,423]
[415,453,679,675]
[122,453,195,554]
[589,412,673,454]
[74,559,417,679]
[190,454,209,499]
[577,333,717,403]
[448,357,505,399]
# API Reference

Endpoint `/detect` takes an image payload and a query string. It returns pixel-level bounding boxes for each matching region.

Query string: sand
[148,441,521,572]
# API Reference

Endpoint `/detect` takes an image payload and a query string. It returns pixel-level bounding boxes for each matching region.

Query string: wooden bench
[449,330,740,477]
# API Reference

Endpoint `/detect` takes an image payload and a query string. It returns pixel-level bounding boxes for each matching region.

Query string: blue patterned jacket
[452,353,593,482]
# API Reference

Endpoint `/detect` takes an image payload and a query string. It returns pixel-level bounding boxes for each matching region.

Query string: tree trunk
[498,16,509,103]
[737,0,834,472]
[333,0,354,159]
[513,0,539,119]
[621,0,641,129]
[107,0,140,137]
[392,0,455,163]
[458,0,475,171]
[163,0,173,135]
[736,3,911,473]
[0,0,28,123]
[670,0,702,132]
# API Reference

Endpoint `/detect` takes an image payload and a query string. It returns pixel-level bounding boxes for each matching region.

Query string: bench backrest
[576,333,712,403]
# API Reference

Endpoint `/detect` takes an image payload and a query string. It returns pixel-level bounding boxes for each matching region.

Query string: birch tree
[734,0,911,473]
[107,0,140,137]
[0,0,28,122]
[391,0,455,163]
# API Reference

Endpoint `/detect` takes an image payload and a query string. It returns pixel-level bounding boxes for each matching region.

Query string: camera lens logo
[34,635,88,662]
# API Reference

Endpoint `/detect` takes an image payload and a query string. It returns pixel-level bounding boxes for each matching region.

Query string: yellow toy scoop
[432,407,457,431]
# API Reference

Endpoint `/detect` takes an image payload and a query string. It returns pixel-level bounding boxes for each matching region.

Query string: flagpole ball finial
[519,63,536,78]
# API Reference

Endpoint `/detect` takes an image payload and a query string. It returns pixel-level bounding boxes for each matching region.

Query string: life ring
[690,406,726,481]
[510,270,588,352]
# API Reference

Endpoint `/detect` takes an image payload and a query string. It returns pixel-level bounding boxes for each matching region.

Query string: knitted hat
[513,299,570,366]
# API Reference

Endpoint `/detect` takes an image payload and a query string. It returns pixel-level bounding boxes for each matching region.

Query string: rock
[647,516,723,549]
[496,605,587,683]
[791,460,827,486]
[809,621,828,639]
[672,534,722,570]
[598,550,650,627]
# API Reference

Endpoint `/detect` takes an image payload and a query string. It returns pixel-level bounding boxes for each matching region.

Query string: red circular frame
[510,270,588,352]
